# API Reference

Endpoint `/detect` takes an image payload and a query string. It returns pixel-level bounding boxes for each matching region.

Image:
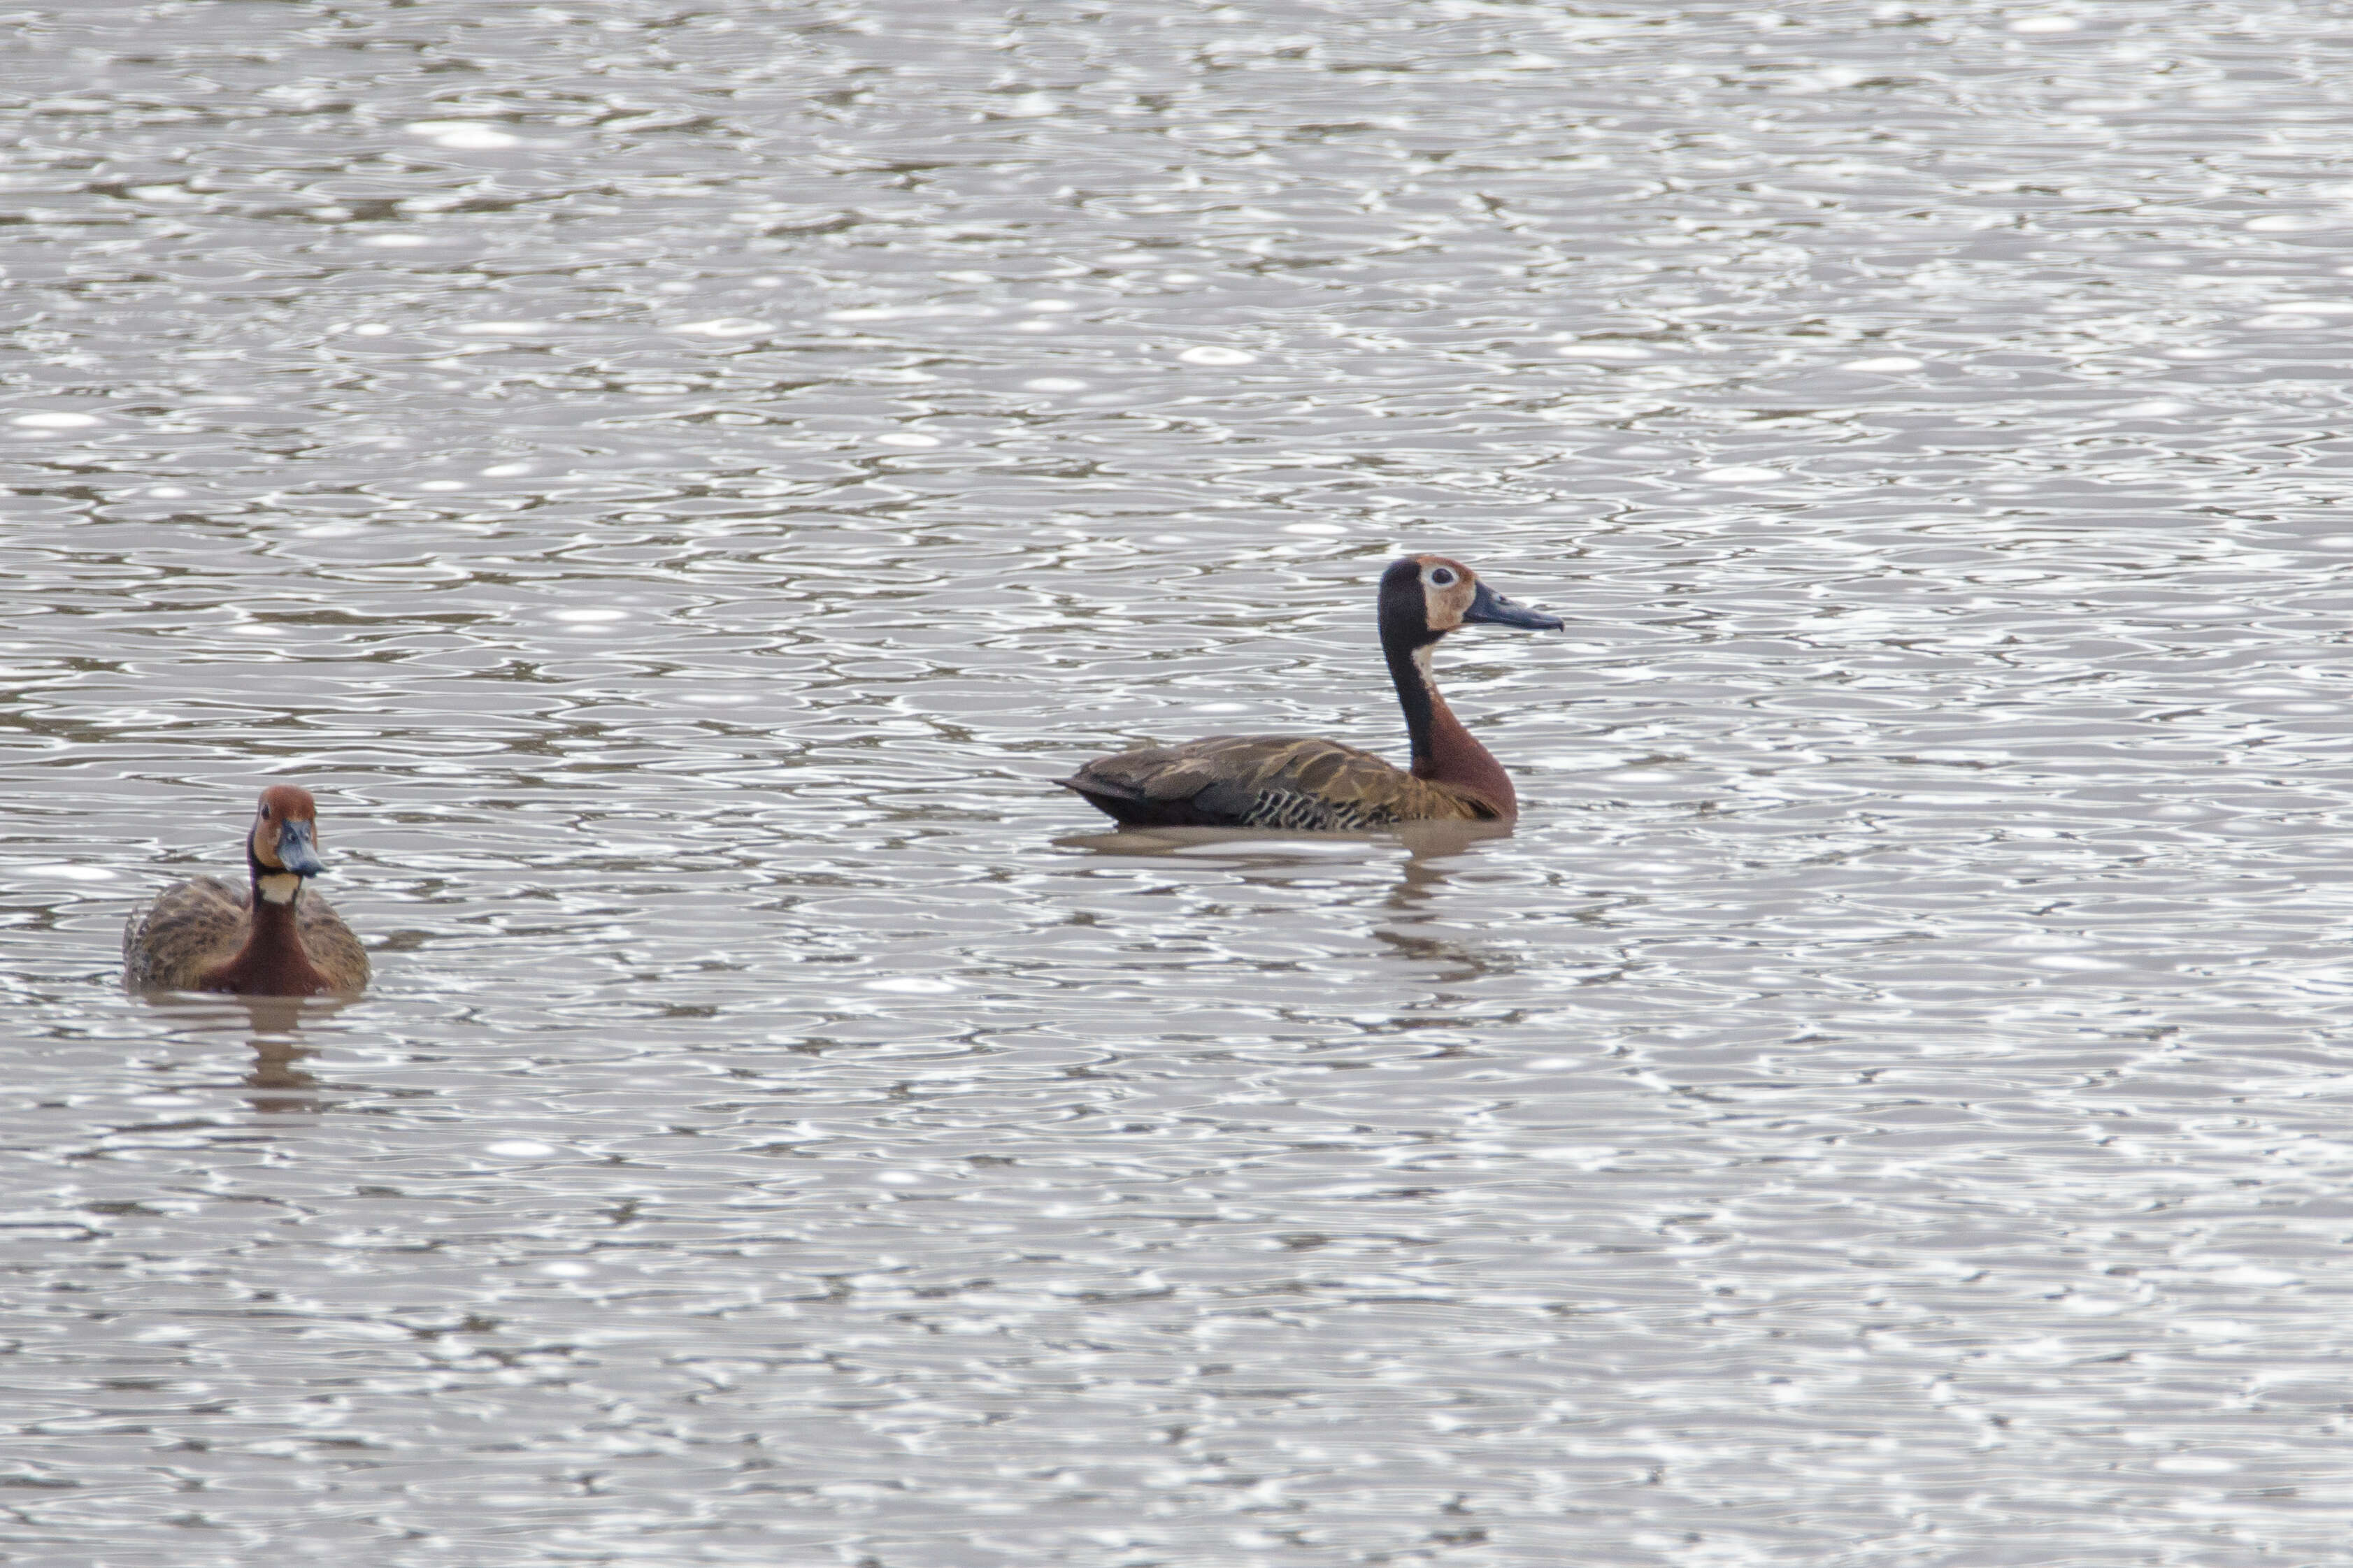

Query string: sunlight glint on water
[5,3,2353,1564]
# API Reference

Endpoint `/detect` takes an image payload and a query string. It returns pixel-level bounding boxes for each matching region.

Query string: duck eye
[1428,567,1457,587]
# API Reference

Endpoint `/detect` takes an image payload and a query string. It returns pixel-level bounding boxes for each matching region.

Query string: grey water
[6,1,2353,1562]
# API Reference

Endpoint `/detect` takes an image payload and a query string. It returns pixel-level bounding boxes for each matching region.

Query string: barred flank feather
[1059,735,1496,830]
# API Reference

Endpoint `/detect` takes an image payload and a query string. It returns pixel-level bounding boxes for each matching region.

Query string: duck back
[1061,735,1495,830]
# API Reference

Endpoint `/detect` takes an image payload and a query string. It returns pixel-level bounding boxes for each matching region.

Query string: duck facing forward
[1060,554,1562,830]
[122,784,371,997]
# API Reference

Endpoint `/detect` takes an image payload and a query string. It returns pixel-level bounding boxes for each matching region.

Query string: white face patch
[1422,573,1471,633]
[255,872,303,906]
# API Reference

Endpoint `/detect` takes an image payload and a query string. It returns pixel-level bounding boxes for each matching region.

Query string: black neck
[1381,619,1439,768]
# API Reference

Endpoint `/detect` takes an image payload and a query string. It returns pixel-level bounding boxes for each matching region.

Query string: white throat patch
[1411,643,1436,684]
[256,872,303,906]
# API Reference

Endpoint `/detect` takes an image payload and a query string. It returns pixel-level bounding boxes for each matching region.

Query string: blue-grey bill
[277,819,326,877]
[1464,581,1564,631]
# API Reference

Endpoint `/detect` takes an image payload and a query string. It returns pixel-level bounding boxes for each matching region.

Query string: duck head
[1378,554,1564,647]
[248,784,326,903]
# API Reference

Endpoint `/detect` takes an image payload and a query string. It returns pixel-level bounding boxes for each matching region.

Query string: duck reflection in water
[130,992,357,1115]
[1056,817,1523,982]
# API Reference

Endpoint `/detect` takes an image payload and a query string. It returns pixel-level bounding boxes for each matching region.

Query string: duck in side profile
[1060,554,1562,830]
[122,784,371,997]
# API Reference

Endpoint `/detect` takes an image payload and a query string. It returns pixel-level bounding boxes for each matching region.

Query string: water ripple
[6,1,2353,1563]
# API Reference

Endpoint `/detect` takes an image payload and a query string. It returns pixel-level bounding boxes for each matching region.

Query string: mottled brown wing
[122,876,248,991]
[295,891,371,993]
[1060,735,1494,829]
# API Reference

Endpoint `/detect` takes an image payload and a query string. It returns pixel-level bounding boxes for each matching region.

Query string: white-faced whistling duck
[122,784,371,996]
[1060,554,1563,830]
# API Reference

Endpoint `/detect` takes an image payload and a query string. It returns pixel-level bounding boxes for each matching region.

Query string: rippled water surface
[9,2,2353,1562]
